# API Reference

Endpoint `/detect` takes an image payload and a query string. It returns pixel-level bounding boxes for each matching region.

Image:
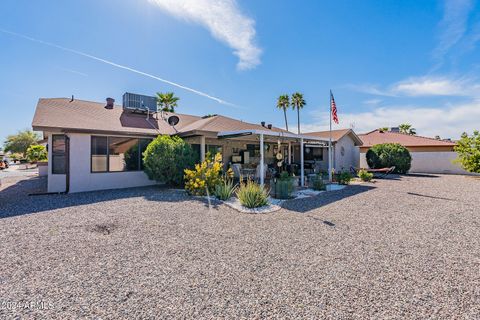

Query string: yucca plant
[236,179,269,208]
[214,179,237,200]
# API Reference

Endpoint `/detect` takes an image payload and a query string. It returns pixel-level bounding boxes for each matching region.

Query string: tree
[3,130,41,157]
[291,92,306,134]
[454,130,480,173]
[156,92,179,112]
[143,135,197,186]
[26,145,47,163]
[366,143,412,174]
[379,127,389,132]
[399,123,416,135]
[276,94,290,131]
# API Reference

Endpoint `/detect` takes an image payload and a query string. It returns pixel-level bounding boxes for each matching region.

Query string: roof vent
[389,127,400,133]
[105,98,115,109]
[267,124,272,129]
[261,121,266,127]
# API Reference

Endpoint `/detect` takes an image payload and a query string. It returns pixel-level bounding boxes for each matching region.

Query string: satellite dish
[167,115,180,126]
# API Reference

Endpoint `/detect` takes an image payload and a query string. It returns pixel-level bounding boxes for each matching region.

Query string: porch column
[288,141,292,164]
[260,133,264,187]
[300,138,304,187]
[200,136,206,162]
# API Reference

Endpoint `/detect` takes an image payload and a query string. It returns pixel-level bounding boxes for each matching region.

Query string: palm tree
[399,123,416,135]
[276,94,290,131]
[291,92,306,134]
[156,92,179,112]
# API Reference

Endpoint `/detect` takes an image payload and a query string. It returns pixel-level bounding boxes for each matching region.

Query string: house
[358,129,468,174]
[302,129,363,173]
[32,95,340,193]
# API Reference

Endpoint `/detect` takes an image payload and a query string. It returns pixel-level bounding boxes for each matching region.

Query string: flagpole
[328,90,332,183]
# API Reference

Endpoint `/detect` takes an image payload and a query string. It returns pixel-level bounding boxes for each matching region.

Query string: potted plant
[274,171,294,199]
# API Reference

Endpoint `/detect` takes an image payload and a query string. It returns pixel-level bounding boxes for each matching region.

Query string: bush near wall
[143,135,196,186]
[366,143,412,174]
[26,145,47,163]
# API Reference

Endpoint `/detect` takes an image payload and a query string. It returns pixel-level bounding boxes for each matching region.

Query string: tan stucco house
[33,96,359,193]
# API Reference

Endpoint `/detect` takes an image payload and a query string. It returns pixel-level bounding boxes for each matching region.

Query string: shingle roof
[303,129,363,145]
[359,129,457,147]
[178,114,287,134]
[31,98,286,137]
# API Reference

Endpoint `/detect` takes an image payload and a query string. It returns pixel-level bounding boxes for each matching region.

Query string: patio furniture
[350,166,396,178]
[232,163,242,178]
[241,168,256,178]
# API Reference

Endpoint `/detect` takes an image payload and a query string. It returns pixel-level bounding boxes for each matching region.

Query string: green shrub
[358,169,374,182]
[366,143,411,174]
[454,130,480,173]
[237,179,269,208]
[312,174,326,190]
[337,172,353,185]
[214,178,237,200]
[26,145,47,163]
[143,135,196,186]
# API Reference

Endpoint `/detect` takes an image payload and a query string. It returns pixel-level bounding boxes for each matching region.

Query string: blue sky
[1,0,479,144]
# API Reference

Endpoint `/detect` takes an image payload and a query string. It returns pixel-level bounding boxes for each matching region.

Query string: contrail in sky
[0,28,234,106]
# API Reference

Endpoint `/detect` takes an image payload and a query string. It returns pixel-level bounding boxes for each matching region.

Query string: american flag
[330,91,339,124]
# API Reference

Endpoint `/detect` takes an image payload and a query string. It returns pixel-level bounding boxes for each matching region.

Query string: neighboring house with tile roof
[32,96,332,193]
[358,129,469,174]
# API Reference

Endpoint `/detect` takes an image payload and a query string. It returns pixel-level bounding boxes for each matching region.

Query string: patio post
[200,135,205,162]
[260,133,264,187]
[300,138,304,187]
[288,141,292,164]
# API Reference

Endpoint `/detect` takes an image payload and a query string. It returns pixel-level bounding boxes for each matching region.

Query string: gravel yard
[1,174,479,319]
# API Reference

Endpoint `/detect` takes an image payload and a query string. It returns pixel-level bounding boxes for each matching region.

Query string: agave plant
[214,179,237,200]
[236,179,269,208]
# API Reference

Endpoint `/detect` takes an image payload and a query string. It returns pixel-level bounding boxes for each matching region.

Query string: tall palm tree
[291,92,306,134]
[399,123,416,135]
[276,94,290,131]
[156,92,179,112]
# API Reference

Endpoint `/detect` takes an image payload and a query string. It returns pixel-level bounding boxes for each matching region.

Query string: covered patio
[215,129,330,187]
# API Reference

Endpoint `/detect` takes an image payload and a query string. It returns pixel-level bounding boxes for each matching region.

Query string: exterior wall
[47,133,157,193]
[68,133,156,193]
[359,150,472,175]
[334,135,357,172]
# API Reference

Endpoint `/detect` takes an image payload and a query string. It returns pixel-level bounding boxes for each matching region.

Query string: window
[91,136,108,172]
[52,135,66,174]
[91,136,152,173]
[207,145,222,160]
[304,146,323,161]
[109,137,139,172]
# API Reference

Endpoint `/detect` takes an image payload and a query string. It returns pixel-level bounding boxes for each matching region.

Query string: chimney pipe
[105,97,115,109]
[70,95,74,102]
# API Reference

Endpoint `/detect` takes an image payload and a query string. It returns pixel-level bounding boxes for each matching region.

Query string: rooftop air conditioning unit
[122,92,158,114]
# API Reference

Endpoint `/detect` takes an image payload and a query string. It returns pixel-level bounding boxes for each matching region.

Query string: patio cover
[217,129,330,187]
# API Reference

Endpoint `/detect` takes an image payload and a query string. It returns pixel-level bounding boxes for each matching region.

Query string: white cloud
[433,0,474,65]
[391,76,473,96]
[300,101,480,139]
[148,0,262,70]
[350,75,480,97]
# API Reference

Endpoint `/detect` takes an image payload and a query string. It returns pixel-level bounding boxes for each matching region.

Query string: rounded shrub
[143,135,197,186]
[366,143,412,174]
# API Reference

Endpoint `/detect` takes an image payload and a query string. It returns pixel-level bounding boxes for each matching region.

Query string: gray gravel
[0,174,479,319]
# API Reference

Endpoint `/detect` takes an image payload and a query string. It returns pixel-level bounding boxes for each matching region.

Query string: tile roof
[31,98,286,137]
[358,129,457,147]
